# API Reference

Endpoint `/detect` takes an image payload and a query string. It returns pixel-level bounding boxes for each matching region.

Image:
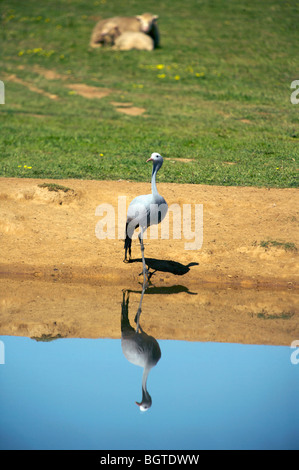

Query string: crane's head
[146,152,163,169]
[136,391,152,412]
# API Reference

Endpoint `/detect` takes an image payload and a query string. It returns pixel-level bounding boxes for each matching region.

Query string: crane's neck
[140,364,152,406]
[136,363,153,410]
[151,164,160,198]
[142,363,151,391]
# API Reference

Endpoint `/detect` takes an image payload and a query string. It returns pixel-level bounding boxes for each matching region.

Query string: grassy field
[0,0,298,187]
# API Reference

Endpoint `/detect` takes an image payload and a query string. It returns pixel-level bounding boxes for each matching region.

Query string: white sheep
[113,31,154,51]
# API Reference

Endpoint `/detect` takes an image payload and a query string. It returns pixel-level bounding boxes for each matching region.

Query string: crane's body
[124,153,168,282]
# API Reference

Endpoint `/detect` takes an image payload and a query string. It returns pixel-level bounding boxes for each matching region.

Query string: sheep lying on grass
[90,13,159,49]
[113,31,154,51]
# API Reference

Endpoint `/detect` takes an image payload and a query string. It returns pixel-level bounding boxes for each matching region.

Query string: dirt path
[0,177,298,345]
[4,67,146,115]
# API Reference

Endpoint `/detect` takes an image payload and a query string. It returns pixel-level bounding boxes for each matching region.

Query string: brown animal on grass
[89,13,160,49]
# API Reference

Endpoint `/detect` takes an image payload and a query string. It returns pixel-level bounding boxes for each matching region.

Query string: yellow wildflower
[157,74,166,79]
[156,64,164,70]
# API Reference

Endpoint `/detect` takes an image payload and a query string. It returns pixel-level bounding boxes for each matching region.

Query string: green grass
[38,182,72,192]
[0,0,298,187]
[259,240,297,252]
[256,310,295,320]
[31,334,63,342]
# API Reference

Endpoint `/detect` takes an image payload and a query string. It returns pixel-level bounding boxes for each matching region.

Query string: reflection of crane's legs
[135,279,147,333]
[121,290,133,332]
[138,230,149,286]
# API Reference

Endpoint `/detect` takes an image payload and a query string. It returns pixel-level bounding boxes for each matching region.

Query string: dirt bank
[0,177,298,345]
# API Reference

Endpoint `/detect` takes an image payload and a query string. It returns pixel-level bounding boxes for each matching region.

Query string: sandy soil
[0,177,298,345]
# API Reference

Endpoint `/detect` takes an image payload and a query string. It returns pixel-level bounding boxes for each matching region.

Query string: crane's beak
[146,157,153,162]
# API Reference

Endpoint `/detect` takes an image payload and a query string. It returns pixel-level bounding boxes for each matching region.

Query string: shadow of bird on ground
[127,284,197,296]
[129,257,199,279]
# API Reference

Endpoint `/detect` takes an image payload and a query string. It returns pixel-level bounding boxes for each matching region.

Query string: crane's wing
[126,194,152,237]
[126,193,168,239]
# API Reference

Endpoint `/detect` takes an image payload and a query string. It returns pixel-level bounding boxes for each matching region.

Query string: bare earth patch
[0,177,298,345]
[165,157,196,163]
[32,65,67,81]
[66,83,112,99]
[115,106,146,116]
[3,73,59,100]
[110,101,146,115]
[6,67,145,114]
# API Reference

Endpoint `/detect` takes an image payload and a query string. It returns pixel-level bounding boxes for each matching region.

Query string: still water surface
[0,333,298,450]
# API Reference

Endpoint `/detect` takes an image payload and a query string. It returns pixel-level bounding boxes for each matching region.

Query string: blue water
[0,335,298,450]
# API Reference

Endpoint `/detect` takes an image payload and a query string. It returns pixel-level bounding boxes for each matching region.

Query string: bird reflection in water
[121,283,161,412]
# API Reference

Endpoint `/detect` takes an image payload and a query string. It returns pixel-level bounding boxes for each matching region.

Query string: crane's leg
[124,222,132,262]
[138,229,149,286]
[121,290,130,326]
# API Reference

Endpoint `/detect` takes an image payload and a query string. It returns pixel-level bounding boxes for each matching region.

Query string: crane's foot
[123,244,132,263]
[139,269,148,278]
[138,268,153,282]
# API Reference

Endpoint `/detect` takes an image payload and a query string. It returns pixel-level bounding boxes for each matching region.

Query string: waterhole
[0,276,298,449]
